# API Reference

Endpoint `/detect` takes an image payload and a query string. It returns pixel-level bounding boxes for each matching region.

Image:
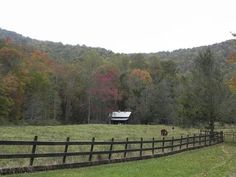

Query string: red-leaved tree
[89,64,121,122]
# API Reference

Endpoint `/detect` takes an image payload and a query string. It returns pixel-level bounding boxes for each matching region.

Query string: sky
[0,0,236,53]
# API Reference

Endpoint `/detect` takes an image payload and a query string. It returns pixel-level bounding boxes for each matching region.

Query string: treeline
[0,38,236,127]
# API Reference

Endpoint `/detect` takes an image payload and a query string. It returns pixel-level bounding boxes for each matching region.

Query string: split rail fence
[0,131,224,175]
[224,132,236,142]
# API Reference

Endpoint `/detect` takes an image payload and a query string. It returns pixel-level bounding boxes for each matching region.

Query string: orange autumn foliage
[227,53,236,64]
[227,52,236,92]
[228,75,236,92]
[129,69,152,84]
[27,50,56,74]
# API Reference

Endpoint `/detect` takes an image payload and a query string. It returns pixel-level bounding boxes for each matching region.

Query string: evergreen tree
[179,49,232,132]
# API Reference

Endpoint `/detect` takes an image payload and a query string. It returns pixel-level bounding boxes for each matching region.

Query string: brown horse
[161,129,168,136]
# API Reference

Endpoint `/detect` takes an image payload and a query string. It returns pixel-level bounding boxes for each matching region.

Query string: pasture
[7,143,236,177]
[0,124,235,176]
[0,124,197,169]
[0,124,197,141]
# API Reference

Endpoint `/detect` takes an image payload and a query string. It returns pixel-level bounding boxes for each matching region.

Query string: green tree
[150,60,178,124]
[130,54,147,70]
[79,51,103,123]
[126,69,153,123]
[24,72,54,121]
[0,78,12,123]
[0,39,5,49]
[0,47,22,74]
[60,63,81,123]
[179,49,232,132]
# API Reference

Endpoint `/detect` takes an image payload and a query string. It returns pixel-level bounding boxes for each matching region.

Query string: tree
[148,56,161,84]
[89,64,121,122]
[0,39,5,49]
[79,51,102,123]
[22,50,62,123]
[2,73,24,122]
[126,69,153,123]
[0,78,12,123]
[58,63,81,123]
[149,60,178,124]
[227,53,236,64]
[179,49,232,133]
[0,47,22,74]
[130,54,147,69]
[24,72,54,121]
[228,75,236,93]
[227,53,236,92]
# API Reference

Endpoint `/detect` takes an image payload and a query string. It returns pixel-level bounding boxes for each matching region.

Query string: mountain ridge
[0,27,236,67]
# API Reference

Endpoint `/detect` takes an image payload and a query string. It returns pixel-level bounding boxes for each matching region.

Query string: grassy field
[7,143,236,177]
[0,124,197,141]
[1,124,235,176]
[0,124,198,168]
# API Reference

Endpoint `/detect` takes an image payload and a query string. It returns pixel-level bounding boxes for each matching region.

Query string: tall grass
[0,124,197,168]
[0,124,197,141]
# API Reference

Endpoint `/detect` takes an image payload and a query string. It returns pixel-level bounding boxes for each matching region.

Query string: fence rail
[224,132,236,142]
[0,131,224,175]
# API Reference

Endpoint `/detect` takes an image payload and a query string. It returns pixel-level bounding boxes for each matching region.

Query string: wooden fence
[0,131,224,175]
[224,132,236,142]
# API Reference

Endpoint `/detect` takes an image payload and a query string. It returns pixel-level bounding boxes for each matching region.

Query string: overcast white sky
[0,0,236,53]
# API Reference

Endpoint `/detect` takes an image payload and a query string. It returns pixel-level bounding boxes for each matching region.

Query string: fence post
[124,138,128,158]
[216,132,219,143]
[89,137,95,161]
[140,137,143,157]
[209,133,212,146]
[199,133,201,146]
[193,134,196,147]
[220,131,224,143]
[219,132,221,143]
[233,132,235,142]
[162,137,165,153]
[186,135,189,148]
[152,137,155,155]
[212,132,215,144]
[204,132,207,146]
[62,137,70,164]
[108,138,114,160]
[171,137,174,152]
[180,135,183,150]
[29,136,38,166]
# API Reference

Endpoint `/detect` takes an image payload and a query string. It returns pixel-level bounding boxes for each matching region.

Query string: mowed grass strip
[8,143,236,177]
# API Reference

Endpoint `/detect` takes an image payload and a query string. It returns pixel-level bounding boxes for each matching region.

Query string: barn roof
[110,111,132,121]
[111,111,131,118]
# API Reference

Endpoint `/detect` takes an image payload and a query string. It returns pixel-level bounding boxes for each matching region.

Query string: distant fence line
[0,131,224,175]
[224,132,236,142]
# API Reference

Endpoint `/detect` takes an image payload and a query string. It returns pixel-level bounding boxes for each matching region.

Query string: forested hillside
[0,28,236,126]
[0,28,114,61]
